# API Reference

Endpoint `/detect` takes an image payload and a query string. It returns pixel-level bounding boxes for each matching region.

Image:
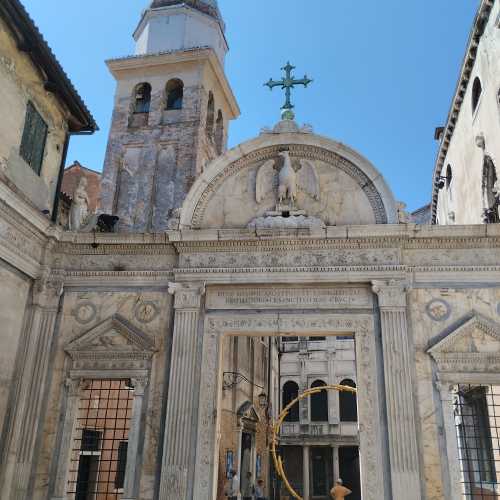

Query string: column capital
[168,282,205,309]
[130,376,149,396]
[371,279,408,308]
[65,377,84,397]
[33,278,64,309]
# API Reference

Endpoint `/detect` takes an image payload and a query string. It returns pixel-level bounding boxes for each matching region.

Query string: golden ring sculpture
[270,384,358,500]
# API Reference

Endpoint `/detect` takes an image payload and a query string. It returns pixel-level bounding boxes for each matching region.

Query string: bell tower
[100,0,239,232]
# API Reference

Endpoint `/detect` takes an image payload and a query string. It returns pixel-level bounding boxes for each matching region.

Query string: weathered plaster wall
[100,54,234,233]
[0,17,67,214]
[0,263,31,435]
[436,0,500,225]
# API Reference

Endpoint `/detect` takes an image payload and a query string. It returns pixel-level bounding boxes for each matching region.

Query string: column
[372,280,422,500]
[303,445,310,500]
[6,278,63,500]
[158,283,205,500]
[51,378,82,500]
[123,376,149,500]
[332,446,339,483]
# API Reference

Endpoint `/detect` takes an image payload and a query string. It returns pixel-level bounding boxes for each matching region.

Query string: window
[19,101,48,175]
[68,380,134,499]
[282,337,298,342]
[282,381,299,422]
[339,379,357,422]
[454,385,500,498]
[310,380,328,422]
[114,441,128,490]
[482,156,499,223]
[165,79,183,110]
[133,83,152,114]
[215,110,224,154]
[472,77,482,114]
[446,164,453,190]
[206,91,215,138]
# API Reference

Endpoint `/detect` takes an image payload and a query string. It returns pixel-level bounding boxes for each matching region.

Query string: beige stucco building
[0,1,500,500]
[433,0,500,226]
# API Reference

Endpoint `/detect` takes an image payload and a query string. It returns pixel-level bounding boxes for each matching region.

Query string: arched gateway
[157,117,418,500]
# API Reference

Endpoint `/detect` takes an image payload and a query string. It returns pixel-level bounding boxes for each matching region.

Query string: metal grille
[453,384,500,499]
[67,379,134,500]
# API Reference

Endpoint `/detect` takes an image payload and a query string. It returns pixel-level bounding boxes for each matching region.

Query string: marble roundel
[72,301,98,325]
[134,301,159,324]
[425,299,451,322]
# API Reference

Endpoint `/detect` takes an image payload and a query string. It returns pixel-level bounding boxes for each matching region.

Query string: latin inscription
[206,287,371,310]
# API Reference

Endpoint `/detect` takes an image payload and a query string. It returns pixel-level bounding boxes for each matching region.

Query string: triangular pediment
[237,401,260,423]
[65,314,156,360]
[427,312,500,373]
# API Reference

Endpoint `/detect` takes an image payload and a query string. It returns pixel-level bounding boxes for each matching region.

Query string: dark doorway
[310,380,328,422]
[339,446,361,500]
[282,381,299,421]
[282,446,304,497]
[311,447,333,498]
[240,432,253,496]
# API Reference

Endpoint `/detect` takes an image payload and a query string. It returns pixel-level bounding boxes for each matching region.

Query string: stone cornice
[431,0,495,222]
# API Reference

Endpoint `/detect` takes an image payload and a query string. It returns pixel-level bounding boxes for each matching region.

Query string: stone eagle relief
[250,150,324,229]
[255,150,320,206]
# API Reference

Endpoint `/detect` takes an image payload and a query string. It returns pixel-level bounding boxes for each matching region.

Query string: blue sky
[22,0,479,211]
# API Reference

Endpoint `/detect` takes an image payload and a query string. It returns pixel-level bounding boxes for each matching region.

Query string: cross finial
[264,62,313,120]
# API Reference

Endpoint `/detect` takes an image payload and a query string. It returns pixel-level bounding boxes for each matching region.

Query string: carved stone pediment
[427,312,500,373]
[237,401,260,424]
[65,314,156,365]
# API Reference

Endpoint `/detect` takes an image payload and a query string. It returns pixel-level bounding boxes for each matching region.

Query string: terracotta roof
[430,0,494,223]
[0,0,98,133]
[62,161,102,212]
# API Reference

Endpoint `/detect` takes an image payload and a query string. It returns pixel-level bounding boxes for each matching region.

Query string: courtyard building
[0,1,499,500]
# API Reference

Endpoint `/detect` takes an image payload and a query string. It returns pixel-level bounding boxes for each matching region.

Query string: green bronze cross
[264,62,313,119]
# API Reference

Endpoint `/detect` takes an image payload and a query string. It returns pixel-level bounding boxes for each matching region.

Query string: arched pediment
[181,129,398,229]
[427,312,500,373]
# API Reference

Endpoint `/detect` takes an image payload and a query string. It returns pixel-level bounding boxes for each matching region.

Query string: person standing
[255,478,266,500]
[330,478,352,499]
[226,469,240,500]
[242,471,255,500]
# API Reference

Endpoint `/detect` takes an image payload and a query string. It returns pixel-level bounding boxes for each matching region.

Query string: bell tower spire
[100,0,239,233]
[134,0,227,65]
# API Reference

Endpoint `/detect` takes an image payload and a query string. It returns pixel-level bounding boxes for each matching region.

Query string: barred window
[19,101,48,175]
[454,384,500,498]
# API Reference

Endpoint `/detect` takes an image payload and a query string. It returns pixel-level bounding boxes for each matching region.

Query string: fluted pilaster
[6,278,63,500]
[158,283,205,500]
[372,280,422,500]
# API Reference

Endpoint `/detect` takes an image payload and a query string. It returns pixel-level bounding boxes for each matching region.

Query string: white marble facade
[2,112,500,500]
[1,1,500,500]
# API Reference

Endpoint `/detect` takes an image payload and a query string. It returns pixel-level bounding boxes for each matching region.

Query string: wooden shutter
[19,102,48,175]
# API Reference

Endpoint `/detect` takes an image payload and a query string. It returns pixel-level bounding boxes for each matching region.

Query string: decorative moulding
[65,314,157,363]
[427,311,500,373]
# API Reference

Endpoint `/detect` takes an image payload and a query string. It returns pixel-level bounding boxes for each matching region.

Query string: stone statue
[396,202,410,224]
[255,152,320,207]
[278,151,297,204]
[69,177,89,231]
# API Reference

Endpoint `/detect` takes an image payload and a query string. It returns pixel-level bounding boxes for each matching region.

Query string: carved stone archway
[192,312,386,500]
